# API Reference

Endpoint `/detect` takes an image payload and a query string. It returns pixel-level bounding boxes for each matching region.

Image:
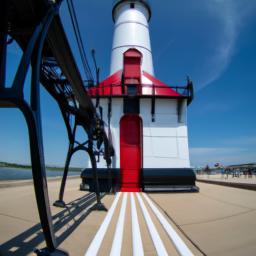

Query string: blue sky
[0,0,256,167]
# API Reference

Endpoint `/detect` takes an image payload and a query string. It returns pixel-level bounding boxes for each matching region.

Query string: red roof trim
[88,70,183,98]
[143,71,182,97]
[87,70,122,96]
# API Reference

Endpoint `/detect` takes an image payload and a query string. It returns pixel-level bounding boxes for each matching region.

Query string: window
[124,98,140,114]
[130,3,135,9]
[127,84,137,96]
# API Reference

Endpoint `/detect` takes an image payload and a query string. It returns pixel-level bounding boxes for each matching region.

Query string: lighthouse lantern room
[81,0,197,192]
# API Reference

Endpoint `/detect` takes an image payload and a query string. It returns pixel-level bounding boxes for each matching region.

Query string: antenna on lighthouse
[91,49,100,86]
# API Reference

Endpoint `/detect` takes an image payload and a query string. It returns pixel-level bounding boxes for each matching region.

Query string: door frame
[119,114,143,189]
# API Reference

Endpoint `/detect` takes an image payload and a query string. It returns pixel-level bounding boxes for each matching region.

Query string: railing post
[151,84,155,122]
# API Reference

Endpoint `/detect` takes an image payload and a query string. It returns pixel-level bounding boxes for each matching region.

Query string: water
[0,167,80,181]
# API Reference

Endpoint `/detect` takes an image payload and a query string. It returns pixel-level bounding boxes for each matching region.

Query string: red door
[120,115,142,192]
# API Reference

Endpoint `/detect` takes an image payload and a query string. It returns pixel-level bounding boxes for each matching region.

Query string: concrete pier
[1,178,256,255]
[197,174,256,191]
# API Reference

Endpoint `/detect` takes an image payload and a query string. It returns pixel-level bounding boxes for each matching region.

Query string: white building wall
[86,98,190,169]
[141,98,190,168]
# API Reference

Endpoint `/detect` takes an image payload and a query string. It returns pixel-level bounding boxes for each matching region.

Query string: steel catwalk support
[21,102,59,254]
[0,1,68,255]
[1,0,113,253]
[47,93,108,209]
[24,4,65,254]
[0,0,7,88]
[42,67,108,209]
[53,142,75,208]
[53,135,107,210]
[88,137,107,211]
[40,54,111,210]
[53,138,107,210]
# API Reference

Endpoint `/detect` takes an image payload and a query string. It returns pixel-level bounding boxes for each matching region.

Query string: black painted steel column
[54,142,74,208]
[88,137,107,211]
[22,103,57,251]
[0,0,7,88]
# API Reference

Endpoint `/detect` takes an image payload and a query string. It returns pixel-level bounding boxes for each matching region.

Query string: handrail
[85,83,192,98]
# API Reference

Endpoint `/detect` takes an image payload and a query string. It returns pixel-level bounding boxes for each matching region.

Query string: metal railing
[85,83,193,98]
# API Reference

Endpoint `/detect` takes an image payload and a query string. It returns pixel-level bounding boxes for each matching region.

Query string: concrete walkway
[197,174,256,191]
[197,174,256,184]
[151,182,256,256]
[0,178,256,255]
[0,178,115,256]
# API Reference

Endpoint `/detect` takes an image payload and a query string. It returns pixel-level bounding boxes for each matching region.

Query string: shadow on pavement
[0,192,102,255]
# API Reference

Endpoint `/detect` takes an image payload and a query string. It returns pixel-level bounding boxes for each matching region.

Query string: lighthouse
[82,0,197,192]
[110,0,154,76]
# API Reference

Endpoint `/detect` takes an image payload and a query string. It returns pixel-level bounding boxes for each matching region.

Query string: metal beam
[0,0,7,88]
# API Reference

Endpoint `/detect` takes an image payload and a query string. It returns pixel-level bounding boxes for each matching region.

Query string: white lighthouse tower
[82,0,197,192]
[110,0,154,76]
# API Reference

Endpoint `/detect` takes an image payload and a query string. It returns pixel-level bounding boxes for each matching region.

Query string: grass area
[0,161,82,172]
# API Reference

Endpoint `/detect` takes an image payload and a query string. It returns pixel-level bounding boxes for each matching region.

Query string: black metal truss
[0,0,114,255]
[41,58,114,208]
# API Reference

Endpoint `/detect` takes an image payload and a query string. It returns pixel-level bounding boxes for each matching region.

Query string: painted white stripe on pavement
[131,193,144,256]
[143,193,194,256]
[110,192,128,256]
[85,192,121,256]
[136,193,168,256]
